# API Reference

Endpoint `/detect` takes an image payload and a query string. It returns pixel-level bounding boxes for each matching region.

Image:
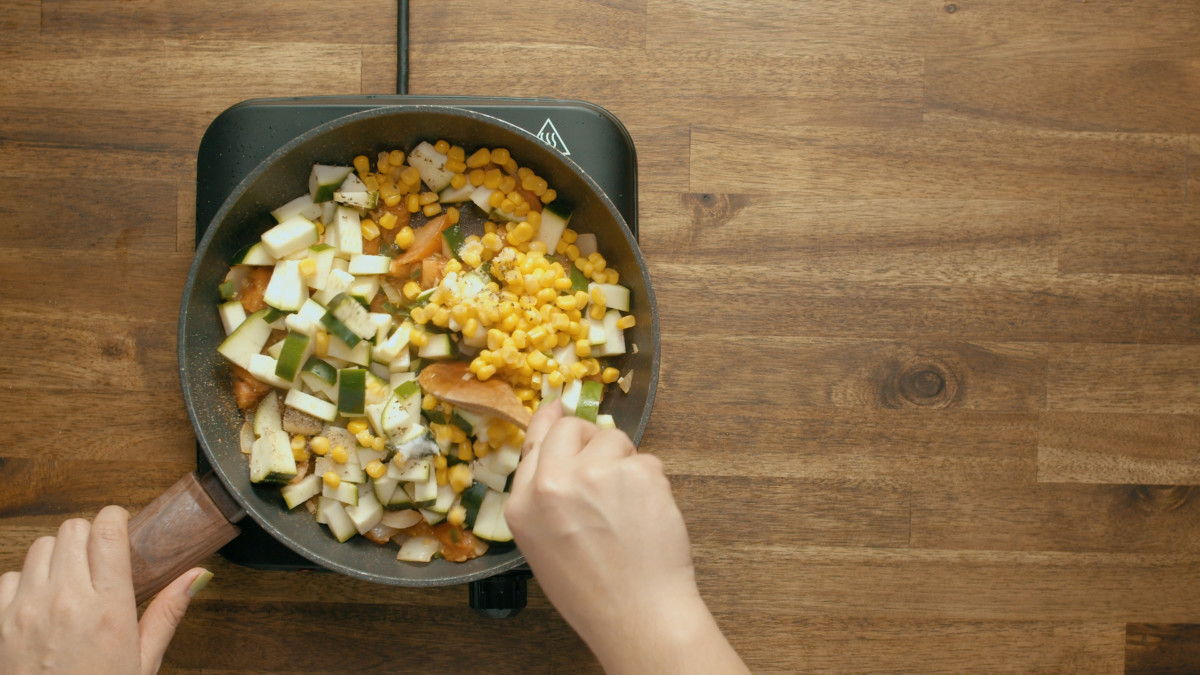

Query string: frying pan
[127,106,660,603]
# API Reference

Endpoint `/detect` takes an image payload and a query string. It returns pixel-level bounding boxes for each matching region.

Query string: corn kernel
[433,454,448,470]
[314,330,329,357]
[422,393,438,410]
[448,463,472,493]
[292,444,310,462]
[541,188,557,204]
[465,147,491,168]
[361,219,380,241]
[555,295,578,311]
[456,441,473,462]
[491,147,510,165]
[347,420,368,435]
[605,268,620,284]
[410,328,429,347]
[447,206,460,225]
[309,436,330,456]
[353,155,371,175]
[500,175,517,194]
[468,168,486,186]
[484,168,503,189]
[616,315,637,329]
[384,193,402,207]
[476,363,497,380]
[331,446,349,464]
[548,370,564,387]
[445,158,467,173]
[584,358,601,376]
[557,333,572,348]
[299,258,318,277]
[323,471,341,488]
[290,435,307,451]
[372,435,385,451]
[566,244,581,261]
[386,149,403,166]
[575,339,591,357]
[447,504,467,527]
[602,367,620,383]
[435,467,448,486]
[398,166,419,186]
[377,152,390,173]
[569,362,588,380]
[366,459,386,479]
[526,210,542,228]
[403,193,418,213]
[395,226,415,249]
[561,229,578,245]
[355,429,374,447]
[423,203,442,217]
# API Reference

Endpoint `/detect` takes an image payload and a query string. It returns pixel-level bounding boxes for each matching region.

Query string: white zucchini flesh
[428,483,456,515]
[374,322,412,364]
[263,260,309,312]
[285,388,337,422]
[368,313,394,345]
[253,393,282,436]
[404,472,439,508]
[421,508,446,525]
[389,456,431,482]
[534,205,571,253]
[587,317,608,345]
[217,309,273,369]
[299,372,337,401]
[247,354,293,389]
[469,185,494,214]
[271,193,322,224]
[397,536,440,562]
[596,414,617,430]
[407,141,454,192]
[325,334,371,366]
[313,268,354,305]
[282,475,322,509]
[322,480,359,506]
[309,165,354,203]
[333,206,363,258]
[328,294,377,339]
[559,379,583,415]
[239,420,255,455]
[438,181,475,203]
[266,339,285,360]
[472,490,513,543]
[344,490,384,535]
[298,298,328,323]
[249,429,297,484]
[373,476,399,504]
[260,215,319,259]
[587,283,631,312]
[348,254,392,276]
[471,459,508,493]
[478,443,521,478]
[219,300,247,335]
[318,497,358,542]
[348,275,380,305]
[284,312,319,337]
[306,244,337,291]
[417,333,454,359]
[596,309,627,357]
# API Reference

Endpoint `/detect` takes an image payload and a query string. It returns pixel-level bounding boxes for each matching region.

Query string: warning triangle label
[536,118,571,156]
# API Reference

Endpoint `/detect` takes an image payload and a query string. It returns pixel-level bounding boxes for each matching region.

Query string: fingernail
[187,569,214,598]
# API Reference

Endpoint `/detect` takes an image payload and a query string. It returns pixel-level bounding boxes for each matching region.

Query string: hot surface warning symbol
[536,118,571,156]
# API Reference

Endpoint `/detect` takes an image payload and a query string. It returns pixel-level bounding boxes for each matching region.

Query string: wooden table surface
[2,1,1199,672]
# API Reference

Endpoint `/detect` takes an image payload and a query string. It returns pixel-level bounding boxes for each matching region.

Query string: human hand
[506,403,747,674]
[0,505,210,675]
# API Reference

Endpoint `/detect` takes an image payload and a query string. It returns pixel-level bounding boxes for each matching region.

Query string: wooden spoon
[418,361,532,429]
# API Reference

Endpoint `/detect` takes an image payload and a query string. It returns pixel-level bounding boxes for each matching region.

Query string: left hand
[0,505,208,675]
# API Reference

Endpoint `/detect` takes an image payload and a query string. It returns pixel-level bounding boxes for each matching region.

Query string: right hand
[505,402,701,654]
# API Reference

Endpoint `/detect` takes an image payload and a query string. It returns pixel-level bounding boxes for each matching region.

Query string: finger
[0,571,20,611]
[50,518,92,582]
[19,536,56,588]
[87,505,133,598]
[534,416,601,482]
[522,399,564,458]
[510,400,564,495]
[577,428,637,465]
[138,568,209,675]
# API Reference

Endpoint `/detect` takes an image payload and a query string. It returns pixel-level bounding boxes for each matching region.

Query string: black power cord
[397,0,409,95]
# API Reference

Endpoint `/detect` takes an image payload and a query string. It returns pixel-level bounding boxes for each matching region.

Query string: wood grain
[1,0,1198,671]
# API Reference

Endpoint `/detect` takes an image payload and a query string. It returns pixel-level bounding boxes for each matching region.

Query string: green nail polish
[187,570,214,598]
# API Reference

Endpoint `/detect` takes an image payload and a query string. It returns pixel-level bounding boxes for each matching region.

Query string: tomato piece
[389,214,450,275]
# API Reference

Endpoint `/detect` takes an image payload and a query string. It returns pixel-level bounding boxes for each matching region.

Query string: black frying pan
[127,106,659,602]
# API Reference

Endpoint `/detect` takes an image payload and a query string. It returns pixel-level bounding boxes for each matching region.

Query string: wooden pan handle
[128,472,244,605]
